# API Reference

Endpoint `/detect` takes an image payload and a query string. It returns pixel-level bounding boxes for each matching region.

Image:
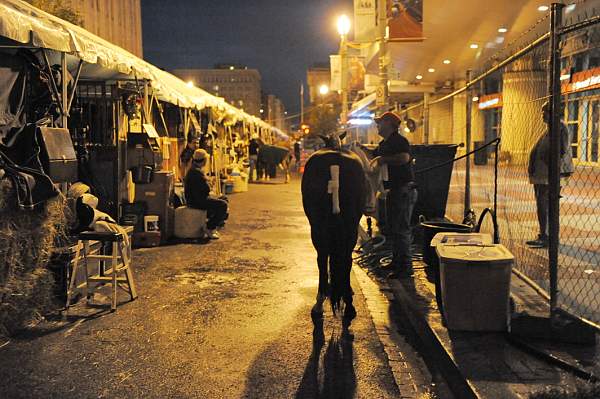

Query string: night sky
[141,0,353,122]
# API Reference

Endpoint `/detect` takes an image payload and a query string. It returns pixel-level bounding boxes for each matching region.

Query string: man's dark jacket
[184,166,210,209]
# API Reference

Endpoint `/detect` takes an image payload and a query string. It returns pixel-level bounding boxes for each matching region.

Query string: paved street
[0,177,433,399]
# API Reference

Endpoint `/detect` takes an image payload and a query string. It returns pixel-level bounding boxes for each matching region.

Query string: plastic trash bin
[436,244,514,331]
[420,221,472,268]
[474,141,488,165]
[431,232,493,248]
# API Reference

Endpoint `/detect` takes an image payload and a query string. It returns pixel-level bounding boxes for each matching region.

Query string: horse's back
[301,149,366,224]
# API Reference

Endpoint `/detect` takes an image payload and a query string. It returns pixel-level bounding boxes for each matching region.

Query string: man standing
[294,140,301,170]
[371,112,417,277]
[526,101,574,248]
[184,149,228,240]
[248,135,260,181]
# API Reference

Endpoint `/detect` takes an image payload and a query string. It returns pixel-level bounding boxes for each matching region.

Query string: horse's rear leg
[341,253,356,322]
[311,251,328,319]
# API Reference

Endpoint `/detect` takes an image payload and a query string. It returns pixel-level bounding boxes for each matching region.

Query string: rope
[415,138,501,174]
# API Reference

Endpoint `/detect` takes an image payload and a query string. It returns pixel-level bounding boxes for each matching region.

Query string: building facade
[265,94,289,133]
[173,66,262,117]
[64,0,143,57]
[307,65,331,105]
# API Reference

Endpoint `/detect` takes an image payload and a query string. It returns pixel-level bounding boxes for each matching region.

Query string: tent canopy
[0,0,288,139]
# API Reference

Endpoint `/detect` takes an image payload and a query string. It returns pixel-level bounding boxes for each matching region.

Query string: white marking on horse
[327,165,340,214]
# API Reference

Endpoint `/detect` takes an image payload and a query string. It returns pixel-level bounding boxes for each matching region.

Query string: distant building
[265,94,289,133]
[173,65,262,116]
[307,64,331,105]
[64,0,143,57]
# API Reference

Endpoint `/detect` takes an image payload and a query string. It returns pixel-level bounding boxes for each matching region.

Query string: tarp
[0,0,289,138]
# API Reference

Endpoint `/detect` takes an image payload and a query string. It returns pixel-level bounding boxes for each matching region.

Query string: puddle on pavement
[166,272,237,288]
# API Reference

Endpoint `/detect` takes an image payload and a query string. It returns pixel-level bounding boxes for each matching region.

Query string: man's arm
[377,153,410,165]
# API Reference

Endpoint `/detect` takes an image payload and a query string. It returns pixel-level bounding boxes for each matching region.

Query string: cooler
[436,244,513,331]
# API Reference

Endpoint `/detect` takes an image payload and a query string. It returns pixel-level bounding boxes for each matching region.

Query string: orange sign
[478,93,503,110]
[562,66,600,94]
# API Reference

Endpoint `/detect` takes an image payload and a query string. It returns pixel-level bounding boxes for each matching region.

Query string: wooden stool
[66,231,137,312]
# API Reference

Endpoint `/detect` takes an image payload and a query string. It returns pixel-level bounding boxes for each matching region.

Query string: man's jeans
[533,184,549,238]
[249,155,258,181]
[387,187,418,269]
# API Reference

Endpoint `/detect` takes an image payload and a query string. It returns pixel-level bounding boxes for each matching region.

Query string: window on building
[590,100,599,162]
[588,48,600,69]
[484,108,501,144]
[567,99,580,158]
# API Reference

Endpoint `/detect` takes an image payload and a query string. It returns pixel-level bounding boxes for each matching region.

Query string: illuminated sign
[562,67,600,94]
[349,118,373,126]
[478,93,503,110]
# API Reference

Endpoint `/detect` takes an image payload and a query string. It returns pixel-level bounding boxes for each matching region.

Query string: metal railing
[411,2,600,328]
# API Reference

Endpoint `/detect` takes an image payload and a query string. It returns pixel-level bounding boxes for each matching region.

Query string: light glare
[319,84,329,95]
[337,15,351,36]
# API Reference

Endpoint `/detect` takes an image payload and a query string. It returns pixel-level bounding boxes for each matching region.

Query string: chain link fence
[406,2,600,327]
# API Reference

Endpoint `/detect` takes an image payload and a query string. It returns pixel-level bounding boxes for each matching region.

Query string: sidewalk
[358,251,599,398]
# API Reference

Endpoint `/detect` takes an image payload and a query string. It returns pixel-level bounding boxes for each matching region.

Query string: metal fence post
[464,70,472,217]
[423,93,430,144]
[548,2,564,315]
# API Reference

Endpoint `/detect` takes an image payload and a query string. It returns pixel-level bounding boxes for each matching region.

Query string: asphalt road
[0,177,430,399]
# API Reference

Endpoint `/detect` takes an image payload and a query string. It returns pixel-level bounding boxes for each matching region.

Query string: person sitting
[184,149,228,239]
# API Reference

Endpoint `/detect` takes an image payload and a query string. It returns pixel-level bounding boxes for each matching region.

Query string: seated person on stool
[184,149,228,240]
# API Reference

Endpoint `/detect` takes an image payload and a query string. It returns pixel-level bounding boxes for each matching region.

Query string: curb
[385,277,481,399]
[353,266,432,399]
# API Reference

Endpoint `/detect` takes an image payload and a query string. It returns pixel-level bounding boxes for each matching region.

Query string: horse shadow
[295,317,357,399]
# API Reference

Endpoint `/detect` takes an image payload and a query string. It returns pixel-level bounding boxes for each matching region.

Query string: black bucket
[132,166,153,184]
[420,221,472,268]
[412,144,459,222]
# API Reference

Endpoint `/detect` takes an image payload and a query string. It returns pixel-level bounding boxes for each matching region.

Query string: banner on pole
[330,55,342,92]
[354,0,377,42]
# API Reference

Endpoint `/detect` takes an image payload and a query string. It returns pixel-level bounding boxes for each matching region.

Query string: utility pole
[548,2,564,315]
[340,35,348,125]
[300,83,304,125]
[376,0,389,111]
[464,69,473,217]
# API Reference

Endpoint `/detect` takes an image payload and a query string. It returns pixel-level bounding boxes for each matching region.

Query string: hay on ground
[0,179,68,336]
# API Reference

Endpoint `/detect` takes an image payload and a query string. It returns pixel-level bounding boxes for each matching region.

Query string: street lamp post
[337,15,350,125]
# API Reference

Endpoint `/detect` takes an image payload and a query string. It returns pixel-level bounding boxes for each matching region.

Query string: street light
[337,15,351,36]
[319,84,329,96]
[337,14,351,125]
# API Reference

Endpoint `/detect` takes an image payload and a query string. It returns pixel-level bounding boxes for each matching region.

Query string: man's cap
[374,111,401,126]
[192,148,209,161]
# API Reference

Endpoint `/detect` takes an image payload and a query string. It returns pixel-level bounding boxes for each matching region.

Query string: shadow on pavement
[294,318,356,399]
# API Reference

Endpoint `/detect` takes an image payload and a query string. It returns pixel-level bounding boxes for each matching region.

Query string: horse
[301,132,367,322]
